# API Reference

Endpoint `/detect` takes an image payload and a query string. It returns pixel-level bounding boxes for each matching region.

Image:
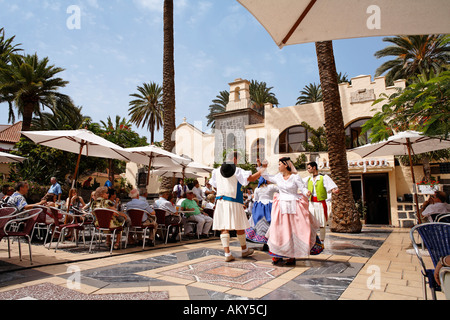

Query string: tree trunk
[21,101,36,131]
[162,0,176,189]
[315,41,361,233]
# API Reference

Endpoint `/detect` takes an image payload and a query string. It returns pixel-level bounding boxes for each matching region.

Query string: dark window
[345,118,371,149]
[278,126,307,153]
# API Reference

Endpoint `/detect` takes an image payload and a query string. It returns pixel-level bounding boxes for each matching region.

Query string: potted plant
[416,178,441,194]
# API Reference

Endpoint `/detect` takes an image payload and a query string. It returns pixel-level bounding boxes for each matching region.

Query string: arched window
[250,138,265,163]
[345,118,372,149]
[226,133,236,150]
[277,125,308,153]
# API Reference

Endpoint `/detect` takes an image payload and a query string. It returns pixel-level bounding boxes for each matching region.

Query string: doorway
[363,173,390,225]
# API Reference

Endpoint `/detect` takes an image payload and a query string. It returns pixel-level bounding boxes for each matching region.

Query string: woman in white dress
[261,157,322,265]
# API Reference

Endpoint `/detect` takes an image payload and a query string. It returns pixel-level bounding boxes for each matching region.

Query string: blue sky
[0,0,390,142]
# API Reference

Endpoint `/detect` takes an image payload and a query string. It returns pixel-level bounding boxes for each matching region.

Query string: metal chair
[127,208,156,250]
[154,209,182,244]
[410,222,450,300]
[437,213,450,223]
[30,205,52,242]
[0,207,18,242]
[3,208,42,265]
[45,207,87,252]
[89,208,127,254]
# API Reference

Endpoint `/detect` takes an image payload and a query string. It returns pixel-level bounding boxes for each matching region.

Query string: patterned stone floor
[0,226,397,301]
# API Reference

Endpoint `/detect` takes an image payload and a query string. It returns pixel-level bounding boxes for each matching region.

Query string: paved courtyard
[0,226,445,302]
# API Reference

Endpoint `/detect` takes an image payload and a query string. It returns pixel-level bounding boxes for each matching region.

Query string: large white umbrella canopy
[351,130,450,223]
[0,151,26,163]
[151,169,201,179]
[237,0,450,48]
[152,160,214,181]
[125,145,192,185]
[351,131,450,158]
[21,129,139,185]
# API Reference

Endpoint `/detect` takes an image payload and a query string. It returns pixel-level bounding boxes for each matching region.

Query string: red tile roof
[0,122,22,143]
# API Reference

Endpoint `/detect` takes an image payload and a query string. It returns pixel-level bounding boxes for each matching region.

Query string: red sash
[311,196,328,221]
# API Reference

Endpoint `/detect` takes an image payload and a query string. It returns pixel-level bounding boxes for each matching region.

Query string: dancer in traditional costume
[261,157,322,266]
[245,177,278,249]
[304,161,339,241]
[209,151,266,262]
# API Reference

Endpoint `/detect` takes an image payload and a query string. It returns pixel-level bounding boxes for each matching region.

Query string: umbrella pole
[407,139,422,224]
[72,144,84,189]
[146,154,153,187]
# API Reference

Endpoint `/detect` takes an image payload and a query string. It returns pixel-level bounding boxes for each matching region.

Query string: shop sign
[319,158,389,172]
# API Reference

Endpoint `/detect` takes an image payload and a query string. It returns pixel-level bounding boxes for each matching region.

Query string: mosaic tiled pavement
[0,226,406,301]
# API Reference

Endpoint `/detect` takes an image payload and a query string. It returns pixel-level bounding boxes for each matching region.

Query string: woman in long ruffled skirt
[261,157,323,265]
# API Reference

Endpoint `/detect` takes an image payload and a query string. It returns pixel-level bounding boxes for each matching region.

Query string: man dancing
[209,151,266,262]
[304,161,339,242]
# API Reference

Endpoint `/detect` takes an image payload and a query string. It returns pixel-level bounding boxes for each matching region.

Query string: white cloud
[133,0,163,13]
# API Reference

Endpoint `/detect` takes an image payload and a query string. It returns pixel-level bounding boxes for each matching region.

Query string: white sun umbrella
[125,145,192,185]
[152,160,214,181]
[21,129,139,186]
[151,169,202,179]
[237,0,450,48]
[0,151,26,163]
[352,131,450,222]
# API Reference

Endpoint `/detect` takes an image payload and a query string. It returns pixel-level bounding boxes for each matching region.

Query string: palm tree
[296,83,322,104]
[206,90,229,128]
[128,82,164,144]
[31,102,87,130]
[296,72,349,105]
[249,80,279,115]
[315,41,361,234]
[206,81,279,128]
[374,34,450,85]
[0,28,22,64]
[0,53,71,130]
[161,0,176,189]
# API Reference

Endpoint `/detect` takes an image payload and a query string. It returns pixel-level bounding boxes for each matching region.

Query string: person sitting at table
[202,194,216,210]
[91,186,130,249]
[420,191,450,222]
[66,188,86,213]
[126,188,158,245]
[83,191,96,211]
[181,189,213,238]
[154,188,182,242]
[7,181,46,211]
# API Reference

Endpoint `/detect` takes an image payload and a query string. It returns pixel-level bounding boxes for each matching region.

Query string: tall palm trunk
[315,41,361,233]
[21,101,37,131]
[162,0,176,189]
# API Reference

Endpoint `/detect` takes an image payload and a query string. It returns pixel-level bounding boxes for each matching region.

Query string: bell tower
[226,78,252,111]
[213,78,264,163]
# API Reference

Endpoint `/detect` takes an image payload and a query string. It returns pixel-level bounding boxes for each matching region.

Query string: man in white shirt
[192,180,205,204]
[126,189,157,245]
[421,191,450,222]
[304,161,339,241]
[154,188,182,242]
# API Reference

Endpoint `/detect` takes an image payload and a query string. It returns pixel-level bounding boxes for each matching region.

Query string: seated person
[420,191,450,222]
[91,186,130,249]
[126,188,157,244]
[181,189,213,238]
[154,188,182,242]
[107,188,122,211]
[7,181,46,211]
[66,188,86,213]
[202,193,216,210]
